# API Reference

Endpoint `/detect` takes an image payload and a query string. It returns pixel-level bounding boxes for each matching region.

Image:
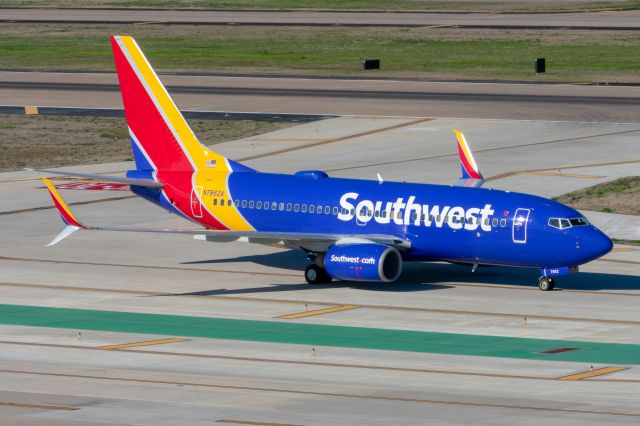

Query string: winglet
[454,130,483,180]
[42,178,85,229]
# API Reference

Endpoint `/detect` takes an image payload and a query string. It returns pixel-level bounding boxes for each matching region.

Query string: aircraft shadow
[401,262,640,292]
[179,250,640,295]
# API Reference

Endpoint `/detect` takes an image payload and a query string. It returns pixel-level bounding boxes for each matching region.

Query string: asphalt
[2,71,639,122]
[1,8,640,29]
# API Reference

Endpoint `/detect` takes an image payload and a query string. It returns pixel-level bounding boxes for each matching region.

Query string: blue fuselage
[220,171,613,269]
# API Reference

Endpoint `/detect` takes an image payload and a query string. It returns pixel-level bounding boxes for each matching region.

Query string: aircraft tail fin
[110,35,254,174]
[454,130,483,180]
[453,130,485,188]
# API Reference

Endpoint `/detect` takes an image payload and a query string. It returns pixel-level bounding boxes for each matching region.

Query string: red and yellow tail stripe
[454,129,483,180]
[42,178,85,228]
[111,35,253,231]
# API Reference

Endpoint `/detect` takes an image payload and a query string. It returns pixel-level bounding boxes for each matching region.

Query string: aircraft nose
[581,228,613,262]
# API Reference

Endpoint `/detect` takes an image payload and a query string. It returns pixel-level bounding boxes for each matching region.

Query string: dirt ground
[0,114,296,172]
[554,176,640,216]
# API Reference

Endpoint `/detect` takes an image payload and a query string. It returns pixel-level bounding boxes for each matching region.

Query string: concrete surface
[0,115,639,425]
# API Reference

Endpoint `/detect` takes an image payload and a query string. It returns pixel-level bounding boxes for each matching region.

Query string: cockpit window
[569,218,589,227]
[548,217,589,230]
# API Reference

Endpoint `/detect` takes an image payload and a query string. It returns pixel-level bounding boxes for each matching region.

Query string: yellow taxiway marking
[24,106,38,115]
[515,171,604,179]
[217,420,300,426]
[277,305,359,319]
[97,338,188,350]
[558,367,627,381]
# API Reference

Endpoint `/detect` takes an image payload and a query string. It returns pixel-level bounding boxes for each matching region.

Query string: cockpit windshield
[548,217,589,230]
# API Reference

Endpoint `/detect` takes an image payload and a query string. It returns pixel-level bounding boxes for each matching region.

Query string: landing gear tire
[538,276,555,291]
[305,264,332,284]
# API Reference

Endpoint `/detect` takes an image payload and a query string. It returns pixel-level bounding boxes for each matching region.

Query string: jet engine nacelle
[324,243,402,283]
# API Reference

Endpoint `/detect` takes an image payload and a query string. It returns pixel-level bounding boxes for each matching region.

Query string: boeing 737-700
[37,35,613,291]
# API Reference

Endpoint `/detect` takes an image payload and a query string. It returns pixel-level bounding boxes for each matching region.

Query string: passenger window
[317,205,322,213]
[241,200,247,208]
[213,198,217,206]
[302,204,308,212]
[375,210,380,218]
[436,215,441,222]
[310,205,315,213]
[287,203,292,211]
[294,204,300,212]
[325,206,330,214]
[341,208,348,215]
[500,219,506,227]
[279,203,285,211]
[234,200,240,207]
[249,201,254,209]
[351,208,355,215]
[382,211,387,218]
[220,199,225,206]
[492,218,498,227]
[228,200,232,206]
[256,201,262,209]
[333,207,338,215]
[271,202,277,210]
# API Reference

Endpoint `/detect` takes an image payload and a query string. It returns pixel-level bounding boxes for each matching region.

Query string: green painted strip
[0,304,638,364]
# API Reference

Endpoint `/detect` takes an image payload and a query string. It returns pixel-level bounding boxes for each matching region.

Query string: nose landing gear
[538,276,555,291]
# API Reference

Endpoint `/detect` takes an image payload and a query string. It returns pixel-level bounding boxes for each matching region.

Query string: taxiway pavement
[2,71,639,122]
[1,8,639,29]
[0,114,639,425]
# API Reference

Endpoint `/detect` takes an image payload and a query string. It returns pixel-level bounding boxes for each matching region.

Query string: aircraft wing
[28,168,163,188]
[41,178,410,250]
[452,130,485,188]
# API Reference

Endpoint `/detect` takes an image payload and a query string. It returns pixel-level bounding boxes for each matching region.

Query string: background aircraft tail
[110,35,254,174]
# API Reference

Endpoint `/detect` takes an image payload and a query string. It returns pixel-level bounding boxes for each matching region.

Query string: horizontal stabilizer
[29,168,163,188]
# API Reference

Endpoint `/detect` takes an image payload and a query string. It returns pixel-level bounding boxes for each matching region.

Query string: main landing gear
[538,276,556,291]
[304,264,332,284]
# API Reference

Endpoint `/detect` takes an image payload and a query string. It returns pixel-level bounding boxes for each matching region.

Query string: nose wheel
[305,264,332,284]
[538,276,555,291]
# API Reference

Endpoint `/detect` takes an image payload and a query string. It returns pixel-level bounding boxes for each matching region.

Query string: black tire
[305,264,332,284]
[538,276,554,291]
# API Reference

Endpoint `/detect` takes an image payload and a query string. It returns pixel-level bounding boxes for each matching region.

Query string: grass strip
[1,24,640,82]
[554,177,640,216]
[0,114,296,171]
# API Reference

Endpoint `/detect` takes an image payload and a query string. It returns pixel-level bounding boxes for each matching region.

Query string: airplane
[36,35,613,292]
